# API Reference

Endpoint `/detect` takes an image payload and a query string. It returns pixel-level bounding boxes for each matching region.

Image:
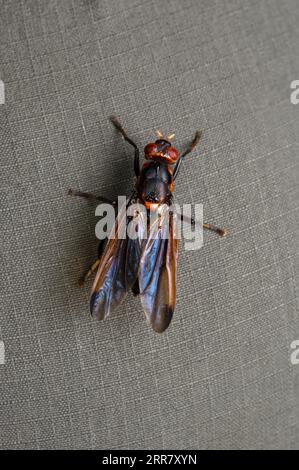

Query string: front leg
[110,115,140,177]
[173,130,202,180]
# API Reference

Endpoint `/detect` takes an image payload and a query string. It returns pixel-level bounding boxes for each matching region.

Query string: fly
[69,116,227,333]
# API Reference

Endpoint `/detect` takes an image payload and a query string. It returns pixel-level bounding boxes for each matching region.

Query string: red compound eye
[144,143,157,158]
[166,147,179,163]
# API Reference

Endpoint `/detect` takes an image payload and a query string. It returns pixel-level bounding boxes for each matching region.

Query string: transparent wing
[90,197,146,320]
[138,204,179,333]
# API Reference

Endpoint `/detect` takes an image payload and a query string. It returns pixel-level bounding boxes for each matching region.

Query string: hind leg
[78,239,108,286]
[180,214,227,237]
[79,259,100,286]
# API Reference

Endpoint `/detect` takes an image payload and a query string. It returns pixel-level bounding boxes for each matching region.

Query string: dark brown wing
[138,204,179,333]
[90,198,146,320]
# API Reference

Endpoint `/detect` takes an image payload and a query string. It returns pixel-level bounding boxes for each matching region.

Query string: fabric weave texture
[0,0,299,449]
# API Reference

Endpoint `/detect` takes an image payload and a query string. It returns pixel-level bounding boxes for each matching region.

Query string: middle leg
[68,188,116,205]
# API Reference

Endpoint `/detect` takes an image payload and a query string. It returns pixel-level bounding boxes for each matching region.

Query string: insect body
[69,116,226,333]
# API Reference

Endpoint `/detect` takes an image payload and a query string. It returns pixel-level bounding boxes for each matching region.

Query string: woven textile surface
[0,0,299,449]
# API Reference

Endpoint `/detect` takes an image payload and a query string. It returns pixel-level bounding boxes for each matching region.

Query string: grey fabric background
[0,0,299,450]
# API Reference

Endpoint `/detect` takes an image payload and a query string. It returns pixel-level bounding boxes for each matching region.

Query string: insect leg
[78,239,107,286]
[78,259,100,286]
[173,130,202,180]
[203,222,227,237]
[68,188,116,205]
[180,214,227,237]
[110,115,140,177]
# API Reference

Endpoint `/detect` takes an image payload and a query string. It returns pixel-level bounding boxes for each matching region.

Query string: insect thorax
[138,161,173,204]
